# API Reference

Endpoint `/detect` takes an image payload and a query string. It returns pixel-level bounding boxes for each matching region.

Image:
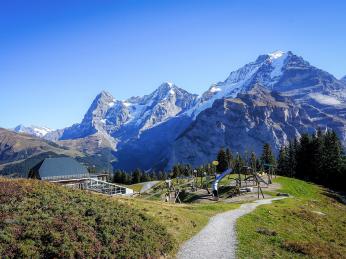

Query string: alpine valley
[3,51,346,173]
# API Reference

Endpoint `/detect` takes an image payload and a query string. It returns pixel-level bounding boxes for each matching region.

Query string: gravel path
[177,197,286,259]
[140,181,159,193]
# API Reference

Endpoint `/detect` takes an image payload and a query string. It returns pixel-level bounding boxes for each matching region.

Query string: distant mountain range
[13,125,53,138]
[4,50,346,172]
[0,128,115,177]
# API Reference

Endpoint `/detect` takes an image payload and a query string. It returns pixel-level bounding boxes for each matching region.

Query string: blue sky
[1,0,346,129]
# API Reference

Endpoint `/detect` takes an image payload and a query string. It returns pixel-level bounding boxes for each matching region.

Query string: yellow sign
[212,160,219,166]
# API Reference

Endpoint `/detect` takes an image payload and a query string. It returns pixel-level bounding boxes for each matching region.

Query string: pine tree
[172,164,181,178]
[112,170,122,183]
[296,133,312,179]
[249,152,257,171]
[121,171,128,184]
[183,164,192,176]
[260,143,276,166]
[216,148,229,172]
[132,168,141,184]
[286,140,297,177]
[276,146,287,176]
[322,130,343,187]
[310,131,324,182]
[140,171,149,182]
[225,148,233,167]
[233,153,244,175]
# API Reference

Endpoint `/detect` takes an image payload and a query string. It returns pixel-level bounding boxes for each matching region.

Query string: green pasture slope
[237,177,346,258]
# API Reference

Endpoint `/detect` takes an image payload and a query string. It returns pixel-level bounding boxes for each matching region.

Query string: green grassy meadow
[236,177,346,258]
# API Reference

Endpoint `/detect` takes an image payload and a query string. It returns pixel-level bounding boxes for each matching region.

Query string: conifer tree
[310,131,324,181]
[216,148,229,172]
[233,153,244,175]
[286,140,297,177]
[140,171,149,182]
[225,148,233,167]
[260,143,276,166]
[276,146,287,176]
[296,133,312,179]
[112,170,122,183]
[250,152,257,171]
[132,168,141,184]
[322,130,343,187]
[172,164,181,178]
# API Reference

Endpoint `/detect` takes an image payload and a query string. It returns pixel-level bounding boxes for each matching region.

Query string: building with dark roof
[28,157,133,195]
[28,157,90,181]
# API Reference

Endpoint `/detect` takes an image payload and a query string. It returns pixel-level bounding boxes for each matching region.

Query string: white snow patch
[122,101,132,107]
[186,60,262,119]
[169,89,175,95]
[100,119,106,124]
[309,93,341,105]
[270,52,287,80]
[32,127,52,136]
[268,50,285,60]
[283,109,289,121]
[209,86,221,93]
[108,101,115,107]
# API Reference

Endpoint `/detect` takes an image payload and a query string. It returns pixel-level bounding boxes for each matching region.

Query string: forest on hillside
[113,130,346,192]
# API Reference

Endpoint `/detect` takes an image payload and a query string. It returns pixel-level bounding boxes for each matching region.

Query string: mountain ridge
[6,50,346,171]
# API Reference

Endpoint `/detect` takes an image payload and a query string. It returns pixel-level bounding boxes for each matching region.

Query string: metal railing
[82,178,130,195]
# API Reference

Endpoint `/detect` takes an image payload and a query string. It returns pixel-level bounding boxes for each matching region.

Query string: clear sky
[1,0,345,129]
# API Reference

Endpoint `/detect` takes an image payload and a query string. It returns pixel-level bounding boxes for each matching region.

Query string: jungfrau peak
[186,50,290,118]
[187,50,345,119]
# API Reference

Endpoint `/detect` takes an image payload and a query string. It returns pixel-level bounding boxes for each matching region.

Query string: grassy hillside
[0,128,82,165]
[0,178,173,258]
[237,177,346,258]
[0,129,115,176]
[0,128,86,177]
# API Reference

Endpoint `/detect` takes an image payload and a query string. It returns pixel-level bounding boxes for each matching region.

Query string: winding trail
[140,181,159,193]
[177,197,286,259]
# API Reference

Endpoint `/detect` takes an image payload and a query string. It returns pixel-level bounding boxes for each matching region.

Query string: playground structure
[140,162,276,203]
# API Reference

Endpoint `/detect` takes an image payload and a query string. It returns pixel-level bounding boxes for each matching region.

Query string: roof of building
[31,157,89,181]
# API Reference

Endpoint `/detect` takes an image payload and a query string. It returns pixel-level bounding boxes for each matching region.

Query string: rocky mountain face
[188,51,345,117]
[341,75,346,83]
[10,51,346,171]
[45,83,198,152]
[168,86,346,167]
[166,52,346,168]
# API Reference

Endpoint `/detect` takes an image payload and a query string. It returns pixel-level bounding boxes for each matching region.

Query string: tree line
[170,144,276,178]
[277,129,346,191]
[112,169,168,185]
[112,129,345,192]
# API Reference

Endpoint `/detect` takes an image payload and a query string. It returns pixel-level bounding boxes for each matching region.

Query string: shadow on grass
[322,189,346,205]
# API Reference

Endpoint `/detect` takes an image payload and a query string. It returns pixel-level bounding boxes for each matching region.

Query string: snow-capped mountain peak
[268,50,286,60]
[185,50,346,119]
[13,124,53,137]
[57,82,198,146]
[186,51,292,117]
